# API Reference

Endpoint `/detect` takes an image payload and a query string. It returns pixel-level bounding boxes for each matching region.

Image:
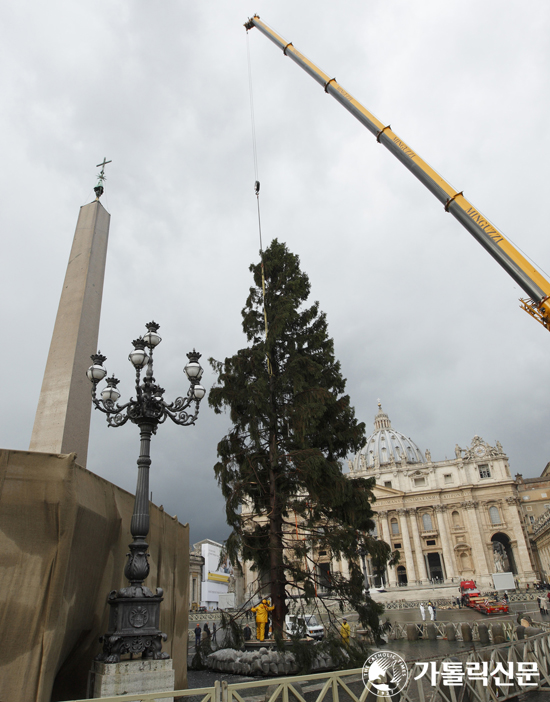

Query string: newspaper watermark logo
[414,661,540,688]
[362,654,540,693]
[362,651,409,697]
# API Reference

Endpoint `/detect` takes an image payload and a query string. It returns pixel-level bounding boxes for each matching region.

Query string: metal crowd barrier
[381,619,534,642]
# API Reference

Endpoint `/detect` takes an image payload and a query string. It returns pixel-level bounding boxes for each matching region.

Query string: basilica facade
[349,404,535,590]
[238,404,536,606]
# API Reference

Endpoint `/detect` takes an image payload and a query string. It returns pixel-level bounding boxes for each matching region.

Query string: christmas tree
[209,240,396,636]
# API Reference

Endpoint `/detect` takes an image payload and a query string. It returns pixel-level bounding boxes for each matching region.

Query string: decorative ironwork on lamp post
[87,321,205,663]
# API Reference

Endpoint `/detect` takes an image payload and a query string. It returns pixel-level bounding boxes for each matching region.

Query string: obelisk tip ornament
[94,157,112,200]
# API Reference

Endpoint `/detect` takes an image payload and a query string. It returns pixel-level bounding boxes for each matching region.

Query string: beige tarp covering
[0,449,189,701]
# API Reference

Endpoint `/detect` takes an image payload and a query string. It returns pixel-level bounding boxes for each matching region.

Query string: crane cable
[247,30,273,376]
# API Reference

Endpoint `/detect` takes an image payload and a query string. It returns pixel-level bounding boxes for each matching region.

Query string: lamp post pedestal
[89,659,175,701]
[97,591,167,663]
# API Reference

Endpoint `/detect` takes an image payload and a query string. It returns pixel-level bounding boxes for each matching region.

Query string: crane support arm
[245,15,550,329]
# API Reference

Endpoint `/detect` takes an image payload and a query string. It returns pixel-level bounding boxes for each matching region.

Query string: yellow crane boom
[245,15,550,332]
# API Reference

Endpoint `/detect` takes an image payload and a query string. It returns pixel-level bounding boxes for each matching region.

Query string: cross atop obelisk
[29,163,112,467]
[94,157,112,200]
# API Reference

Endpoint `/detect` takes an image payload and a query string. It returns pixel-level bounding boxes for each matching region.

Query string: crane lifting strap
[247,29,273,373]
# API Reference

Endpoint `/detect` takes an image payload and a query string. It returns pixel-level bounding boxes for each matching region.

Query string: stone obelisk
[29,161,112,468]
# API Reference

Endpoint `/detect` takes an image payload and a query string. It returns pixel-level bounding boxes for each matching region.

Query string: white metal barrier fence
[383,618,544,641]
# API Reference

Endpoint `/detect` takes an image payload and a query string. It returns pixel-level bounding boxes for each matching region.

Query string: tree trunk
[268,376,287,634]
[268,453,286,632]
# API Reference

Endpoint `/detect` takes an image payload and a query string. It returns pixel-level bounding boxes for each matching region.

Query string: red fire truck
[460,581,509,615]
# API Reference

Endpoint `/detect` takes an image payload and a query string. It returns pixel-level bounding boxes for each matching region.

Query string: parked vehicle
[285,614,324,639]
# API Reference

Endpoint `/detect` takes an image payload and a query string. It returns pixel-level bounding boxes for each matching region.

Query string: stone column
[409,509,428,583]
[340,556,350,580]
[363,554,372,589]
[29,200,110,468]
[462,501,490,577]
[398,509,417,584]
[435,505,456,580]
[505,497,536,580]
[379,511,397,587]
[439,551,447,579]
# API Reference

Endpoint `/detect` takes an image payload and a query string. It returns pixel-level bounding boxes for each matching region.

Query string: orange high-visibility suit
[251,600,275,641]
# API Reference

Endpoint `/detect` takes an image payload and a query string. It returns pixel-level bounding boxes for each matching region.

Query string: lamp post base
[96,589,170,663]
[88,658,174,701]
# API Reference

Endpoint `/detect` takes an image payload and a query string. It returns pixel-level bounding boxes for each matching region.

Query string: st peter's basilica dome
[352,402,425,471]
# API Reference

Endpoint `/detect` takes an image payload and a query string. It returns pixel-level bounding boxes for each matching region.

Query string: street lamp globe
[193,384,206,400]
[143,321,162,349]
[87,352,107,382]
[128,339,149,368]
[184,349,203,380]
[101,376,121,403]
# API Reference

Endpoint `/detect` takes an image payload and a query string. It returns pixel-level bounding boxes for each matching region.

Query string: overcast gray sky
[2,1,550,545]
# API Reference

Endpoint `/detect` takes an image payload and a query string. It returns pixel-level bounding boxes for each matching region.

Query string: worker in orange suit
[251,599,275,641]
[340,618,351,647]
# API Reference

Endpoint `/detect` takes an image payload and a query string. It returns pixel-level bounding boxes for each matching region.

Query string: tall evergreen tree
[209,240,395,636]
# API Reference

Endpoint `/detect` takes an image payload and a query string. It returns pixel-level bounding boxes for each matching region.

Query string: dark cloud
[1,1,550,544]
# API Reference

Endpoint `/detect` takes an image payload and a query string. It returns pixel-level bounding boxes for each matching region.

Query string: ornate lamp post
[87,321,205,663]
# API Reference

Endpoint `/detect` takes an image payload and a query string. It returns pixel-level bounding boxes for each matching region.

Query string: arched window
[489,506,501,525]
[422,513,433,531]
[452,511,461,527]
[391,518,399,535]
